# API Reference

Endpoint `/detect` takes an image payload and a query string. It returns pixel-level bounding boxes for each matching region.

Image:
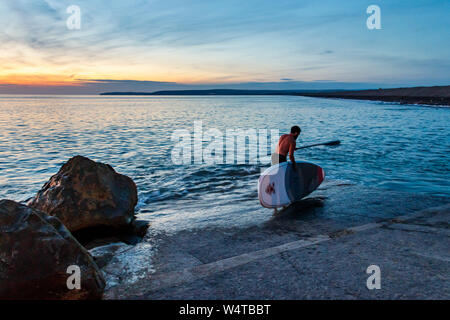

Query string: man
[272,125,301,168]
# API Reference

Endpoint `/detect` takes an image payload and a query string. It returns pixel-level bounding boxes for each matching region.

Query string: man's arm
[289,141,297,170]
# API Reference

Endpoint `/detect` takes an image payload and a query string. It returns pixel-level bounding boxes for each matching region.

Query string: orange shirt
[275,134,296,157]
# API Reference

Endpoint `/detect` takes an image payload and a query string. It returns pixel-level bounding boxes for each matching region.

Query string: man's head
[290,125,301,139]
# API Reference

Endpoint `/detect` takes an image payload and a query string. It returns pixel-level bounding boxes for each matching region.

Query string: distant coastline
[296,86,450,106]
[100,85,450,106]
[100,89,341,96]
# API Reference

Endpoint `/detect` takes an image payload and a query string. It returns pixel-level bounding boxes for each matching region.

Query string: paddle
[295,140,341,150]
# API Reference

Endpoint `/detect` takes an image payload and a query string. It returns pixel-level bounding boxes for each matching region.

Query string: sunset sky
[1,0,449,94]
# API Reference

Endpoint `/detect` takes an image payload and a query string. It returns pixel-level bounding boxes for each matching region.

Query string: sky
[0,0,449,94]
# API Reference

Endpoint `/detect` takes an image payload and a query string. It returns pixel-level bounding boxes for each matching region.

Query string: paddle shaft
[295,140,340,150]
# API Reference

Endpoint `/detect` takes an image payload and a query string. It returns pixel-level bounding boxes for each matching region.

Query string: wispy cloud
[0,0,449,93]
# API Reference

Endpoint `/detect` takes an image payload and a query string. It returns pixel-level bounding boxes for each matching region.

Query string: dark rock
[28,155,138,233]
[118,234,142,245]
[73,219,150,247]
[0,200,105,299]
[88,243,129,269]
[84,237,124,250]
[129,220,150,238]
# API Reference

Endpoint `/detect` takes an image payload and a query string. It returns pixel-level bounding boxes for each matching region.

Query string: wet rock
[90,240,156,292]
[84,237,124,250]
[74,219,150,247]
[89,242,130,269]
[0,200,105,300]
[130,220,150,238]
[28,155,138,233]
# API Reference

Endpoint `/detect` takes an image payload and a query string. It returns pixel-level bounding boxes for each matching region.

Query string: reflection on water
[0,95,448,231]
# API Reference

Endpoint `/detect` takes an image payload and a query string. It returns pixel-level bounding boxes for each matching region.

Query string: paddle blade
[294,140,342,150]
[324,140,341,146]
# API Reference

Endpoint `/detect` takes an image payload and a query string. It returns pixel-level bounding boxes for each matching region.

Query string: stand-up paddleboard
[258,161,325,208]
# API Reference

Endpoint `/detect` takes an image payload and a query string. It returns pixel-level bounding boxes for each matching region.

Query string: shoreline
[1,156,449,299]
[294,85,450,106]
[295,94,450,106]
[100,85,450,106]
[294,89,450,106]
[100,185,450,299]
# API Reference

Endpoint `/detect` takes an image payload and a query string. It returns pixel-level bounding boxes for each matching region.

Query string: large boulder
[0,200,105,299]
[28,156,138,233]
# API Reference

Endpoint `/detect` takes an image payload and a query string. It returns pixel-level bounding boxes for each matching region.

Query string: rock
[118,234,142,246]
[0,200,105,299]
[129,220,150,238]
[89,242,132,269]
[73,224,148,247]
[72,219,149,247]
[115,220,150,245]
[90,240,156,292]
[84,237,124,250]
[28,155,138,233]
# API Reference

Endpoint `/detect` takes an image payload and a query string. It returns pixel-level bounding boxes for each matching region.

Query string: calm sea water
[0,95,448,231]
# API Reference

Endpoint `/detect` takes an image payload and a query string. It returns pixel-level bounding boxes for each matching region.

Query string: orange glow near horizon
[0,47,290,88]
[0,74,84,86]
[0,69,266,87]
[0,59,256,87]
[0,37,311,88]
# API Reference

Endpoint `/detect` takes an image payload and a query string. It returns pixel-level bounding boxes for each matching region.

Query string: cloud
[0,0,449,93]
[0,78,397,95]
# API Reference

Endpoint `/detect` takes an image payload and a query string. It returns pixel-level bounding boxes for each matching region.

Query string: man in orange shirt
[271,126,301,169]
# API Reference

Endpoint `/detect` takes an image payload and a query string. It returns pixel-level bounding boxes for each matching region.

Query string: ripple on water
[0,95,448,230]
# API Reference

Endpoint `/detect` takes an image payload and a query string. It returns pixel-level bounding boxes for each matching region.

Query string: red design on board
[265,182,275,195]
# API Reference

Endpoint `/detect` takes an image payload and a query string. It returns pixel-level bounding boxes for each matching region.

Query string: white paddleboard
[258,161,325,208]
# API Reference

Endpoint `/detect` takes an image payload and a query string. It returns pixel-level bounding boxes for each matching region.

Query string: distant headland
[100,89,330,96]
[100,85,450,106]
[297,85,450,106]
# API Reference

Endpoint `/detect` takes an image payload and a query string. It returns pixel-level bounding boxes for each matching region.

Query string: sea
[0,95,448,232]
